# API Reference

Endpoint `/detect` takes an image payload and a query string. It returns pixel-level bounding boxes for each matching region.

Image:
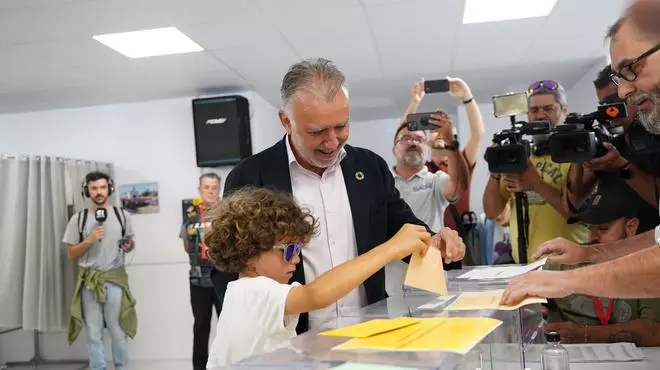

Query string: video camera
[485,121,551,173]
[484,92,552,173]
[547,102,627,163]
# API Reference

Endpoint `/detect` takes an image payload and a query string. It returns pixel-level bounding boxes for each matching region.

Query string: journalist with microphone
[62,171,137,370]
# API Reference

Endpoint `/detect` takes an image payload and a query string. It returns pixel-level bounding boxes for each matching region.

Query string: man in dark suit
[212,57,465,334]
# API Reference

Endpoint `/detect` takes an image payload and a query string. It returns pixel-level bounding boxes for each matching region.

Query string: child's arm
[284,224,431,316]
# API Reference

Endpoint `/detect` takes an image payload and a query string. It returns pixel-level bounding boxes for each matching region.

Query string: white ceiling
[0,0,629,121]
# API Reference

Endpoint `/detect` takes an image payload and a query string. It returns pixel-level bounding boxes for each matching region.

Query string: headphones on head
[81,171,115,198]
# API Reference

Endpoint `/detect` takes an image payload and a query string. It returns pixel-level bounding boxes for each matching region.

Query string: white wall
[0,91,282,363]
[565,57,609,114]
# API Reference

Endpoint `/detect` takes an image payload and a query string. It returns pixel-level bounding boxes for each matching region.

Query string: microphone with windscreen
[95,208,107,242]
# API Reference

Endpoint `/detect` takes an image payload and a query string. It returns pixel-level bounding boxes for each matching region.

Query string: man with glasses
[563,65,659,215]
[500,0,660,305]
[399,78,483,266]
[483,81,588,264]
[386,124,462,295]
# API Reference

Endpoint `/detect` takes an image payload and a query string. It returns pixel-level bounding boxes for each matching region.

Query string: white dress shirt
[285,137,367,330]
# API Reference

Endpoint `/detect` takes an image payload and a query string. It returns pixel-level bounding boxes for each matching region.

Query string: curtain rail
[1,153,111,166]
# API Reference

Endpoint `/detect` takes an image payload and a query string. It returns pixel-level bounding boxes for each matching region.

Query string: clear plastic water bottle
[542,331,570,370]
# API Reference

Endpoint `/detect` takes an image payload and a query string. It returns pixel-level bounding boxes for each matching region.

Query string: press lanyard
[198,205,208,260]
[593,297,615,325]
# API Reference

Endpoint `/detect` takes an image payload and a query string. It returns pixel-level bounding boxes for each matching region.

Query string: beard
[290,132,343,169]
[401,148,424,167]
[628,88,660,134]
[93,195,107,205]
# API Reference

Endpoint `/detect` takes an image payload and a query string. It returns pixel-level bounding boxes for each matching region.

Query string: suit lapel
[262,137,293,194]
[341,146,370,255]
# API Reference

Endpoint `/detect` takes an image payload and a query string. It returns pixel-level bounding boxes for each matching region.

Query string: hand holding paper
[433,227,465,263]
[404,246,448,295]
[386,224,432,261]
[448,289,546,311]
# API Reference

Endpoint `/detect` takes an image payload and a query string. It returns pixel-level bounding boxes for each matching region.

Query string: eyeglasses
[610,43,660,86]
[274,243,302,262]
[527,80,560,94]
[397,136,425,145]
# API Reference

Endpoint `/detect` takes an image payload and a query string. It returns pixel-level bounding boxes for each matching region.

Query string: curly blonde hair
[204,186,318,273]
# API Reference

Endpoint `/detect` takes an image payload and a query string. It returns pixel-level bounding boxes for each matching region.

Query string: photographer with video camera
[398,77,482,263]
[563,64,660,213]
[483,81,588,264]
[500,0,660,305]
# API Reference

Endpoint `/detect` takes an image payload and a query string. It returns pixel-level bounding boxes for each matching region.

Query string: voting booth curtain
[0,154,114,332]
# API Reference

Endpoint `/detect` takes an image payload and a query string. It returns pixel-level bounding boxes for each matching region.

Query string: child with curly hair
[203,187,432,368]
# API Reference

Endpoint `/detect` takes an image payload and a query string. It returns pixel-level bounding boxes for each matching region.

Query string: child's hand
[387,224,432,260]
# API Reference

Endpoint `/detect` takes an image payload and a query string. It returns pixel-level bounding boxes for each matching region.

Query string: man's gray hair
[528,83,568,108]
[280,58,347,111]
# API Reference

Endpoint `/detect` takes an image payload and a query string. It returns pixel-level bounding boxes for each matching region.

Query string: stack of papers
[319,317,502,355]
[447,289,547,311]
[457,257,548,280]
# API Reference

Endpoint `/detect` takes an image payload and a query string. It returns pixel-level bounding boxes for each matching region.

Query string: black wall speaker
[192,95,251,167]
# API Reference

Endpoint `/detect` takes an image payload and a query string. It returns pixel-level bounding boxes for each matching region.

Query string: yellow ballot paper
[319,317,421,338]
[447,289,547,311]
[404,246,448,295]
[334,317,502,354]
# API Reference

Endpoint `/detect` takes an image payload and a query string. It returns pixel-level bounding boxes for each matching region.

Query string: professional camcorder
[485,121,551,173]
[547,102,627,163]
[484,92,551,173]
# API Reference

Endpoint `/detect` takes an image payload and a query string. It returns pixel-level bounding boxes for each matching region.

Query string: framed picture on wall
[118,182,160,214]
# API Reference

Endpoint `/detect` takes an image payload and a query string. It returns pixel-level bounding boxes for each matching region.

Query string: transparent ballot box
[219,268,545,370]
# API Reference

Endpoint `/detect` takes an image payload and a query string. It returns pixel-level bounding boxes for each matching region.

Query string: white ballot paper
[457,257,548,280]
[489,342,646,363]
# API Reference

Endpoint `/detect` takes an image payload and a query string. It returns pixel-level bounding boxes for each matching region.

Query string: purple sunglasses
[275,243,302,262]
[528,80,559,94]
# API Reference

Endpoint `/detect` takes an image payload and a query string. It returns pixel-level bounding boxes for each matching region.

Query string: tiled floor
[5,360,193,370]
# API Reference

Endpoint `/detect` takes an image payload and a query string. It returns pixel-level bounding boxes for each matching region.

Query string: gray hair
[199,172,221,185]
[280,58,347,111]
[528,83,568,108]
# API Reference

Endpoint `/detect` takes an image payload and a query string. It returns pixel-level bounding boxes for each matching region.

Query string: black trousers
[190,283,221,370]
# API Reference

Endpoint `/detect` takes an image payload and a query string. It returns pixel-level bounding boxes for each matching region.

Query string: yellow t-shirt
[499,155,588,263]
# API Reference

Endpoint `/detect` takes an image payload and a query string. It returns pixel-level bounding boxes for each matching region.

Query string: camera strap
[448,204,467,239]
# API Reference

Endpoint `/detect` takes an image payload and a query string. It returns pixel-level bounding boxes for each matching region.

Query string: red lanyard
[198,205,208,260]
[593,297,615,325]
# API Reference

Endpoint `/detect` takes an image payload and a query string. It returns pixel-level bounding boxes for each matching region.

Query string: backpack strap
[77,209,89,243]
[113,206,126,238]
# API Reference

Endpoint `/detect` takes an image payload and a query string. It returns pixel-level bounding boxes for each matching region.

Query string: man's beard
[93,195,107,205]
[290,133,343,169]
[402,148,424,167]
[628,88,660,134]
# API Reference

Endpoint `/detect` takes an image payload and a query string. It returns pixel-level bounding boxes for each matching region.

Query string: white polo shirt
[386,166,451,296]
[393,166,451,233]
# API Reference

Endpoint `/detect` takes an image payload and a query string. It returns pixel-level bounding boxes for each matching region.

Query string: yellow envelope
[404,246,448,295]
[334,317,502,355]
[319,317,421,338]
[447,290,547,311]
